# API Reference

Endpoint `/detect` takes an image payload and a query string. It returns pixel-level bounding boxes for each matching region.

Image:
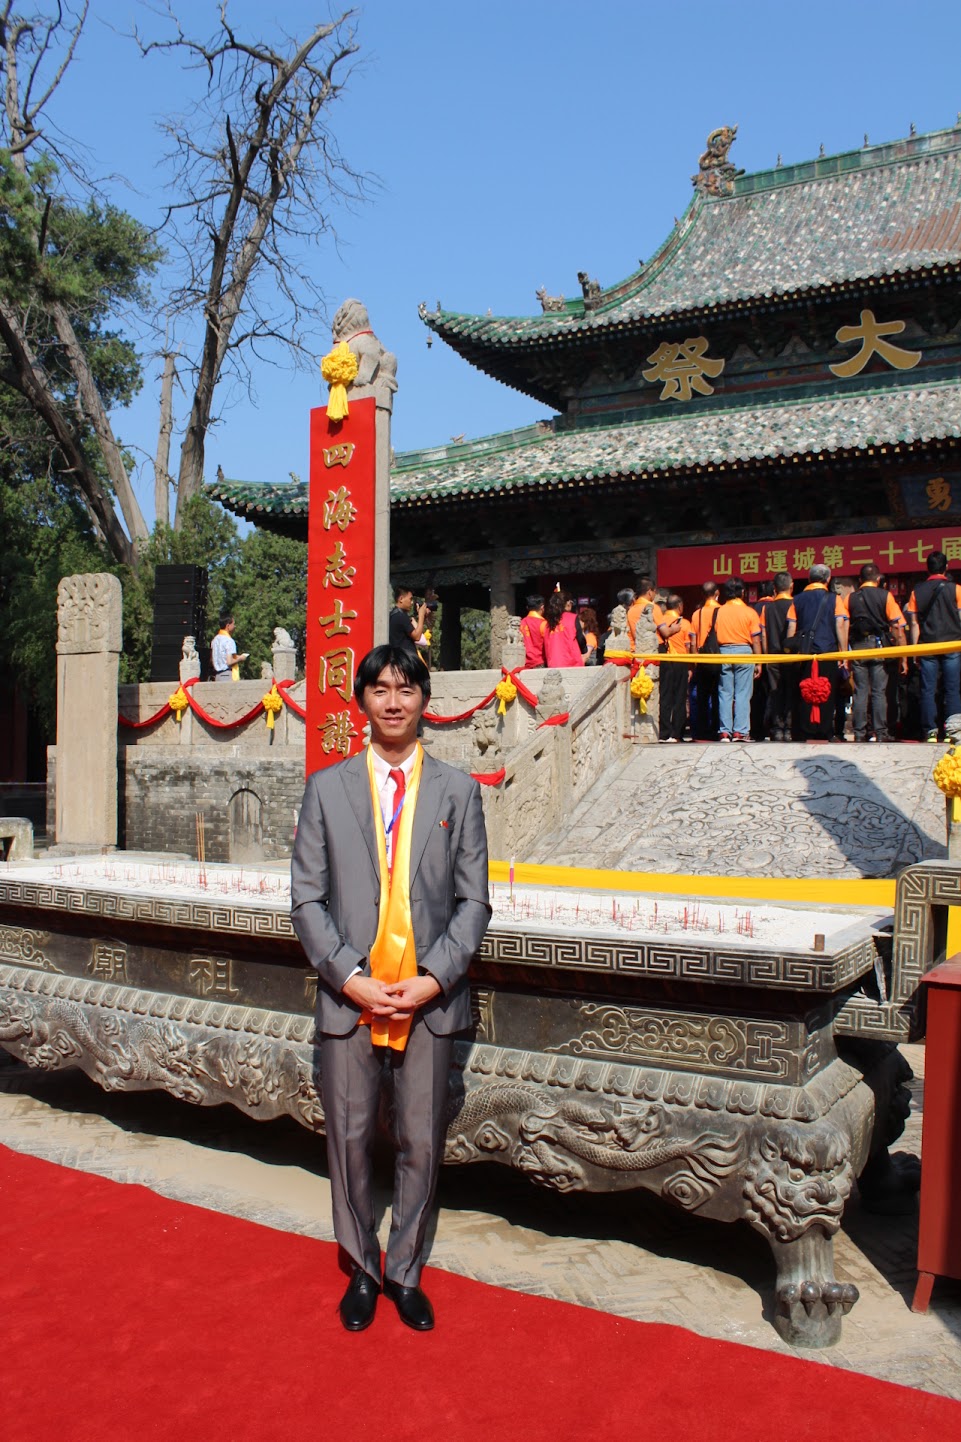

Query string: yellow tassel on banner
[168,685,189,723]
[320,341,359,422]
[630,671,654,714]
[262,683,283,731]
[495,677,517,715]
[933,747,961,799]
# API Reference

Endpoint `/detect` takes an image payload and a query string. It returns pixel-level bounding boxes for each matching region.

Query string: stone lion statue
[331,299,398,407]
[272,627,295,651]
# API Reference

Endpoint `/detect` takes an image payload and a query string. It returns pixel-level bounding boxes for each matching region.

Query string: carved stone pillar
[54,573,122,849]
[489,557,512,668]
[271,629,297,684]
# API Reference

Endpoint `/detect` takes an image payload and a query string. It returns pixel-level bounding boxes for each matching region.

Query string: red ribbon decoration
[276,678,307,719]
[537,712,570,728]
[118,666,556,737]
[118,675,309,731]
[470,767,506,786]
[423,687,498,725]
[424,668,542,726]
[118,701,174,730]
[179,677,264,730]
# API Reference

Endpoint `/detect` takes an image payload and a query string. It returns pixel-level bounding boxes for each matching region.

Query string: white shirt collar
[370,746,417,791]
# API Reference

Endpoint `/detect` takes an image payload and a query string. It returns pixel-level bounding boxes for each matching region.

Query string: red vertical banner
[306,396,376,777]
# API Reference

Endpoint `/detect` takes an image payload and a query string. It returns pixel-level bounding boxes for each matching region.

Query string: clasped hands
[342,971,441,1017]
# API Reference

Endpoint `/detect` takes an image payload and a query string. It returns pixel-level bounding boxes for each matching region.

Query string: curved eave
[206,482,309,541]
[391,432,961,512]
[423,260,961,409]
[207,379,961,527]
[424,259,961,352]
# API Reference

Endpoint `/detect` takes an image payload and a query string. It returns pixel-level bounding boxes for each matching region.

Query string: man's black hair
[526,594,544,611]
[720,577,744,602]
[219,612,234,628]
[353,645,431,704]
[392,582,413,603]
[773,572,793,593]
[860,562,881,583]
[928,551,948,575]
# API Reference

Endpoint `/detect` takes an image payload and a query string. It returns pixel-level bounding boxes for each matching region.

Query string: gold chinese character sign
[307,397,377,774]
[830,310,921,378]
[643,337,725,401]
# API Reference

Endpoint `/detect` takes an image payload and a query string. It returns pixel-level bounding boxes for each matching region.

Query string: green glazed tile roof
[208,378,961,522]
[422,127,961,350]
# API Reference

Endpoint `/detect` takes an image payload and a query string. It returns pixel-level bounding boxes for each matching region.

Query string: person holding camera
[389,585,429,662]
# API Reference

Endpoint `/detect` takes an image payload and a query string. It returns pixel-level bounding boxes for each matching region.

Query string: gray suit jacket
[291,749,491,1036]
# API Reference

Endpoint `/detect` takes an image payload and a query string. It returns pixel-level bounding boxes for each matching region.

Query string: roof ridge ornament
[692,125,742,196]
[536,285,565,314]
[577,271,602,312]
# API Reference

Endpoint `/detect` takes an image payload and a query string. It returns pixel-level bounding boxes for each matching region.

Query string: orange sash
[362,744,423,1051]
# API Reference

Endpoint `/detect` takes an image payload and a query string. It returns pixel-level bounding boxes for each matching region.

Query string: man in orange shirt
[714,578,762,741]
[905,550,961,742]
[845,563,906,742]
[690,580,721,740]
[656,594,694,742]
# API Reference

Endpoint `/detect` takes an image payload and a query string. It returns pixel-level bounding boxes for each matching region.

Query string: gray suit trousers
[319,1016,453,1286]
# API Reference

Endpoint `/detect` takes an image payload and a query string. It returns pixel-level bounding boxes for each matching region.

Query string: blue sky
[49,0,961,524]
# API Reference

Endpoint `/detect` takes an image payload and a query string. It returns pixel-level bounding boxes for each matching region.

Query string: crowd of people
[519,554,961,744]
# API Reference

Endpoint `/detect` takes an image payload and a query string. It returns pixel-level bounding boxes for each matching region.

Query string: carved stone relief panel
[0,924,59,973]
[56,573,122,655]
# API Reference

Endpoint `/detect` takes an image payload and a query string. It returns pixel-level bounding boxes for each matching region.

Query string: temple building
[209,123,961,665]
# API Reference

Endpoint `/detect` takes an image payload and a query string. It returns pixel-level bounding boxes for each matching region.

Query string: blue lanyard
[385,777,406,839]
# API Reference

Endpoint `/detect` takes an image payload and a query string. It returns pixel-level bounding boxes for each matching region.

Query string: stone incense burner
[1,854,948,1348]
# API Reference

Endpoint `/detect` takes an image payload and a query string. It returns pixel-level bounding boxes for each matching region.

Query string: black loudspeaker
[150,565,208,682]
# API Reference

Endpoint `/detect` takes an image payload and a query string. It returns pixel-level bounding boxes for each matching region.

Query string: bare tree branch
[0,293,137,566]
[131,7,365,516]
[153,349,176,528]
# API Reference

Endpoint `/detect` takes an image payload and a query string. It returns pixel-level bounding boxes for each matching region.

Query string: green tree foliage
[0,471,109,736]
[227,529,307,682]
[1,6,362,549]
[0,149,160,562]
[460,608,492,670]
[117,496,243,685]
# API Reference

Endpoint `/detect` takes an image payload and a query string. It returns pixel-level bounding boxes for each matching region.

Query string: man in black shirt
[761,572,797,741]
[388,586,428,660]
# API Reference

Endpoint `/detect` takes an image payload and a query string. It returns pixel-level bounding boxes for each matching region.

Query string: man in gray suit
[291,645,491,1332]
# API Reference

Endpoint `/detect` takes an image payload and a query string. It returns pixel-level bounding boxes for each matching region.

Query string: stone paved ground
[1,1042,958,1398]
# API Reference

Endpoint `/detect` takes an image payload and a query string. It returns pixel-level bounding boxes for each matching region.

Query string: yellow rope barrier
[606,640,961,665]
[488,859,894,908]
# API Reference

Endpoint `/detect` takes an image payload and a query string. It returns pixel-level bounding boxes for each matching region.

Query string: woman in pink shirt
[544,591,585,667]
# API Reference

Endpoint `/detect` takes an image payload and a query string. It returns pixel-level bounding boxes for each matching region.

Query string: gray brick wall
[122,749,305,862]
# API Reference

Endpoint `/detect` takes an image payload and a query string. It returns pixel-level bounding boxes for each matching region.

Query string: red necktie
[387,768,406,877]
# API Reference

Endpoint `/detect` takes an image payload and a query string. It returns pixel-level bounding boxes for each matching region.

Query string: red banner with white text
[306,398,376,777]
[658,524,961,589]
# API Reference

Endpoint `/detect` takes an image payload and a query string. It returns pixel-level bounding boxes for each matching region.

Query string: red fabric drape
[470,768,506,786]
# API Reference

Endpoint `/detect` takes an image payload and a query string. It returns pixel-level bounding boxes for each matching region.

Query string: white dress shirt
[370,746,417,868]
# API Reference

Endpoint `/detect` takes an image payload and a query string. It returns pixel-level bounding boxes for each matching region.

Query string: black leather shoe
[383,1278,434,1331]
[339,1270,380,1332]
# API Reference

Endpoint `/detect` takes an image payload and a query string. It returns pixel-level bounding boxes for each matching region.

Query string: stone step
[528,742,948,879]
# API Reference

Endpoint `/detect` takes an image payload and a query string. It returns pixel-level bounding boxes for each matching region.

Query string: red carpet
[1,1143,958,1442]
